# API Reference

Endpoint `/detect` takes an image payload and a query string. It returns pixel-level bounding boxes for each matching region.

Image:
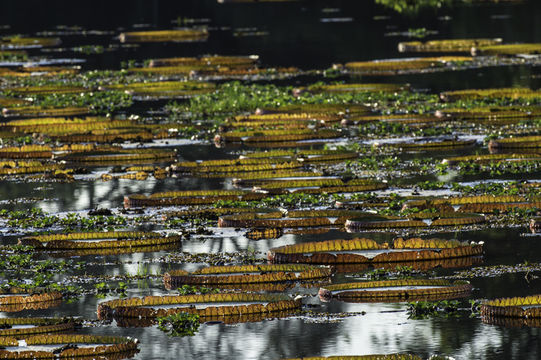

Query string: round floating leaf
[374,138,476,150]
[0,334,138,359]
[308,83,407,93]
[119,29,208,43]
[489,136,541,149]
[399,38,501,53]
[319,279,472,301]
[148,55,258,68]
[164,264,332,289]
[104,81,216,98]
[268,237,483,264]
[344,56,473,75]
[21,231,181,250]
[218,210,373,228]
[282,355,422,360]
[125,190,269,208]
[481,295,541,321]
[345,213,485,230]
[473,43,541,55]
[0,289,62,312]
[440,88,541,102]
[2,106,90,118]
[0,36,61,49]
[97,293,301,320]
[0,318,74,337]
[436,106,541,121]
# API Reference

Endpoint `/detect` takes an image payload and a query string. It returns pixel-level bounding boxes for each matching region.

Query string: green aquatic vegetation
[408,28,430,39]
[177,284,219,295]
[29,90,133,114]
[359,121,453,137]
[169,81,438,117]
[450,181,521,196]
[0,50,28,61]
[0,245,84,298]
[406,300,460,319]
[72,45,105,54]
[363,265,419,280]
[157,312,201,337]
[456,160,541,176]
[375,0,450,13]
[94,281,128,298]
[0,209,127,231]
[416,181,446,190]
[350,156,400,171]
[213,193,336,209]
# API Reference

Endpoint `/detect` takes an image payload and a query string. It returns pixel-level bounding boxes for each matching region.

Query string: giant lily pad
[97,293,301,321]
[345,212,485,230]
[163,264,332,289]
[481,295,541,323]
[319,279,472,302]
[148,55,258,68]
[0,289,62,312]
[398,38,502,53]
[488,135,541,149]
[0,36,61,49]
[20,231,181,250]
[124,189,269,208]
[268,237,483,264]
[0,334,138,359]
[103,81,216,98]
[344,56,473,75]
[472,43,541,56]
[119,29,208,43]
[0,318,74,337]
[440,88,541,102]
[218,210,376,228]
[282,356,421,360]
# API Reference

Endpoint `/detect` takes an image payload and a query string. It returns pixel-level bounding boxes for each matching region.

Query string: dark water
[1,1,541,359]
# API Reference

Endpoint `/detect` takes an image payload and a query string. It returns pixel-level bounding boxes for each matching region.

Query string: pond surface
[1,0,541,359]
